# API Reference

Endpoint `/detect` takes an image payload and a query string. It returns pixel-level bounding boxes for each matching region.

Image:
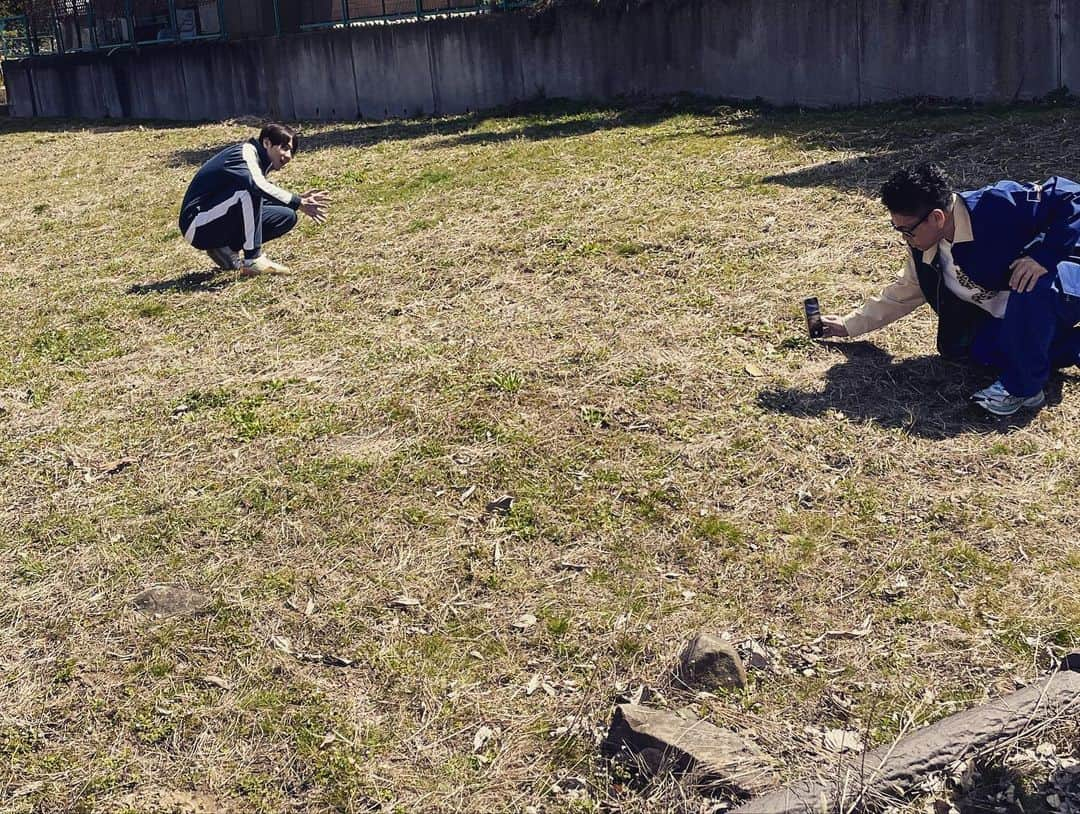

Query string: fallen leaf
[823,728,863,753]
[526,673,541,696]
[201,675,231,690]
[511,613,538,630]
[473,725,494,752]
[388,596,421,608]
[558,561,587,571]
[270,635,293,654]
[813,615,873,644]
[304,597,315,616]
[320,731,336,748]
[744,363,766,378]
[744,638,772,670]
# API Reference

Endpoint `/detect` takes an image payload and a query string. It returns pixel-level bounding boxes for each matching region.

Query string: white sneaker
[241,255,291,274]
[971,380,1045,416]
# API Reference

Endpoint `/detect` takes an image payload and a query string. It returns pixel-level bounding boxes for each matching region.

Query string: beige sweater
[841,195,1010,337]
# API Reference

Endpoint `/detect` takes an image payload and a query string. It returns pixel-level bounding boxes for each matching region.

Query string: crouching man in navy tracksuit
[820,163,1080,417]
[178,123,329,275]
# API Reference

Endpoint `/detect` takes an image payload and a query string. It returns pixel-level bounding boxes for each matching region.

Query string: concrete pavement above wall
[4,0,1076,120]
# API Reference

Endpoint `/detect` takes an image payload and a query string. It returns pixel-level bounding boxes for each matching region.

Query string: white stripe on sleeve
[242,142,295,206]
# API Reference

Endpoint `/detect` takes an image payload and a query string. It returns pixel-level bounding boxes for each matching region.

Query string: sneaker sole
[974,392,1046,416]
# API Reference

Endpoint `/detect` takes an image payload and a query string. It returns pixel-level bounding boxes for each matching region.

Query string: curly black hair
[880,163,952,215]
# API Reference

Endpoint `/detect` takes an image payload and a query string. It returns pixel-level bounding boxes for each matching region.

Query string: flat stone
[132,585,213,618]
[604,703,778,796]
[734,667,1080,814]
[678,632,747,691]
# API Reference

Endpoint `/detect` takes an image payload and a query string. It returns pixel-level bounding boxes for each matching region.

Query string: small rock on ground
[132,585,213,618]
[678,632,747,691]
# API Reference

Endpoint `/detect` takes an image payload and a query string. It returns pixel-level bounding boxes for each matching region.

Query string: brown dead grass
[0,100,1078,813]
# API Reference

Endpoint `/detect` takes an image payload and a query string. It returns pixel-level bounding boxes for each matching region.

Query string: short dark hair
[880,163,952,215]
[259,122,299,153]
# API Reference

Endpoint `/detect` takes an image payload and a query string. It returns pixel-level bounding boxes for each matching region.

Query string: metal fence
[299,0,492,29]
[0,0,530,56]
[0,0,225,56]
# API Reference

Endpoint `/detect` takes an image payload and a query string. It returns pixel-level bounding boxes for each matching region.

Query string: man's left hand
[1008,256,1049,293]
[299,189,331,225]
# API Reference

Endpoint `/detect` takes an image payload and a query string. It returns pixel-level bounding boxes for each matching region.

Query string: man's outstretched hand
[819,315,849,338]
[1008,256,1049,293]
[299,190,331,224]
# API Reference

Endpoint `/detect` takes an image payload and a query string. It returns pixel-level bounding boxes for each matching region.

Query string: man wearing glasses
[820,163,1080,416]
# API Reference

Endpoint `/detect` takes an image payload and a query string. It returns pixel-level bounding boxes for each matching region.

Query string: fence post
[416,0,423,21]
[167,0,179,40]
[341,0,349,24]
[24,14,33,55]
[54,8,64,53]
[88,0,98,50]
[125,0,135,44]
[220,0,230,37]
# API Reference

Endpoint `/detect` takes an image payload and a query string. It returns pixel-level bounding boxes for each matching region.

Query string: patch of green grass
[30,324,114,364]
[133,299,167,318]
[175,387,234,413]
[226,396,268,440]
[692,515,745,546]
[487,369,524,394]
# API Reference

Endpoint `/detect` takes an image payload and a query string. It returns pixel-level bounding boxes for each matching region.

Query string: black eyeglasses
[893,209,934,237]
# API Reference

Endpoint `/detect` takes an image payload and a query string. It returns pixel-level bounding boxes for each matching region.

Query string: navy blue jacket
[179,138,301,233]
[955,177,1080,293]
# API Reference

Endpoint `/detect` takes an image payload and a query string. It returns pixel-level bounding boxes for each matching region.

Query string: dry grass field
[0,99,1078,813]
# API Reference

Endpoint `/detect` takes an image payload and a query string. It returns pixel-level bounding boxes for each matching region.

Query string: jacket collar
[921,193,972,264]
[950,193,974,244]
[249,137,272,173]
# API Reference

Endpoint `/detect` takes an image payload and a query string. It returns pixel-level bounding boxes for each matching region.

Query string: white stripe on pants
[183,190,257,252]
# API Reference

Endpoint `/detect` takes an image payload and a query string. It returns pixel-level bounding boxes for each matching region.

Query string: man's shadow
[757,342,1066,439]
[126,268,247,295]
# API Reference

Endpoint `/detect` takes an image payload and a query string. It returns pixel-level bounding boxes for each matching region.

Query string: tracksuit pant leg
[183,195,297,259]
[994,274,1080,397]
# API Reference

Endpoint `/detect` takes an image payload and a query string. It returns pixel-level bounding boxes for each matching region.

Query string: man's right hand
[820,315,849,337]
[299,189,331,224]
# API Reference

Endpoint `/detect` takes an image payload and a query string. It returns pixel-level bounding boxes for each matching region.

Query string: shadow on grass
[163,97,729,166]
[749,103,1080,197]
[952,757,1066,814]
[126,269,244,294]
[13,95,1080,195]
[756,342,1066,439]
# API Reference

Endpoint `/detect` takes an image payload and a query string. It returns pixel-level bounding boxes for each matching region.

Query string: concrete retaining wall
[4,0,1076,120]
